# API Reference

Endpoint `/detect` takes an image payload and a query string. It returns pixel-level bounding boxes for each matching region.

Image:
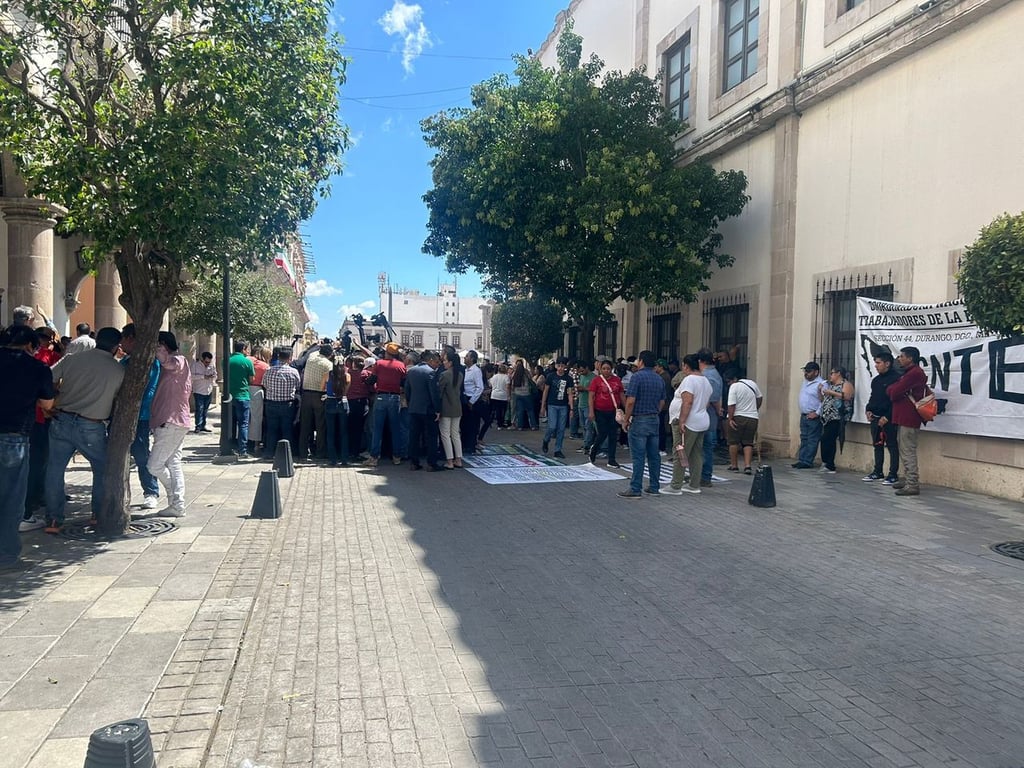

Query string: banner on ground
[853,298,1024,439]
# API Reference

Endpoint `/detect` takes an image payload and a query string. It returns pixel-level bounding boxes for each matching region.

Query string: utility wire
[342,85,472,100]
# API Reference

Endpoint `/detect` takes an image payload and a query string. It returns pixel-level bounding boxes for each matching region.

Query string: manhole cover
[60,518,178,540]
[990,542,1024,561]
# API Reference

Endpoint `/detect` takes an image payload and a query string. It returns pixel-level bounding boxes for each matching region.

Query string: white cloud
[307,309,321,326]
[381,117,394,133]
[338,300,376,317]
[305,279,342,297]
[378,1,432,74]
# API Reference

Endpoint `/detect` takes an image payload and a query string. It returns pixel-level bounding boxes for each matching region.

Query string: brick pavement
[171,434,1024,768]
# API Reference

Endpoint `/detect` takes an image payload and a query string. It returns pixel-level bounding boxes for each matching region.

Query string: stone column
[2,197,57,322]
[94,260,127,329]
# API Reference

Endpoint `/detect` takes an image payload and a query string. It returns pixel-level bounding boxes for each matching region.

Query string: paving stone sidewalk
[0,428,264,768]
[154,434,1024,768]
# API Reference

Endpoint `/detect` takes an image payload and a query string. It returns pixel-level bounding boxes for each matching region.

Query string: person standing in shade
[663,354,713,495]
[818,366,854,474]
[0,325,55,570]
[438,348,465,469]
[460,350,486,455]
[405,350,443,470]
[697,350,723,488]
[227,341,256,458]
[886,346,928,496]
[120,323,162,509]
[22,328,63,531]
[540,357,574,459]
[793,361,824,469]
[64,322,96,355]
[247,347,271,454]
[344,355,372,461]
[725,371,763,474]
[588,359,624,469]
[619,350,665,498]
[863,351,900,484]
[44,327,125,532]
[148,332,192,517]
[261,348,301,459]
[575,361,596,455]
[190,351,216,432]
[485,362,510,433]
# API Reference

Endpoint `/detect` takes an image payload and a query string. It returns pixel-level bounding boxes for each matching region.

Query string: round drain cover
[60,518,178,540]
[990,541,1024,561]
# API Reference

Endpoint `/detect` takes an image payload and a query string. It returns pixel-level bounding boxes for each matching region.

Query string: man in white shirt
[663,354,713,495]
[63,323,96,355]
[725,371,763,475]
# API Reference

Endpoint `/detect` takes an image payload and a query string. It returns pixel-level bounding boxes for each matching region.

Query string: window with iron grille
[723,0,759,92]
[652,314,680,362]
[813,273,893,374]
[452,333,461,347]
[439,333,448,346]
[475,334,482,350]
[411,332,423,347]
[710,303,749,375]
[664,35,691,121]
[401,331,410,346]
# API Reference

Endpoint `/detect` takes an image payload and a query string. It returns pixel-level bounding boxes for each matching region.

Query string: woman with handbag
[588,360,624,468]
[818,367,854,474]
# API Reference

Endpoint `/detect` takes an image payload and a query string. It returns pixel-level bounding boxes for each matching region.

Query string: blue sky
[301,1,567,336]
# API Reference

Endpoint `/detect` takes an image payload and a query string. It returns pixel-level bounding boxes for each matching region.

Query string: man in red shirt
[886,346,928,496]
[362,343,407,467]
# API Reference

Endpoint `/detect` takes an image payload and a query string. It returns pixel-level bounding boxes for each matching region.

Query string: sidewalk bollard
[250,470,283,519]
[272,439,295,478]
[748,464,777,508]
[83,718,156,768]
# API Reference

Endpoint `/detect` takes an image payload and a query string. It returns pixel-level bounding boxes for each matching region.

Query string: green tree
[422,25,748,359]
[957,211,1024,337]
[174,270,296,344]
[490,297,565,363]
[0,0,347,534]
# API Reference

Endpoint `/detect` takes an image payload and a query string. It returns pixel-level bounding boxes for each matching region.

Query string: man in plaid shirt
[261,349,301,459]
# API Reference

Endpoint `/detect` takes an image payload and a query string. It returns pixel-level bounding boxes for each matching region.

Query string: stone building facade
[539,0,1024,498]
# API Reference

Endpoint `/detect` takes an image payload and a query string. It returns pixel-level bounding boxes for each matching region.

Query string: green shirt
[228,353,255,400]
[578,372,595,412]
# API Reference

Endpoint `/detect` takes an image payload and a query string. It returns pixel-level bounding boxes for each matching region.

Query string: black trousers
[409,413,440,467]
[870,418,899,477]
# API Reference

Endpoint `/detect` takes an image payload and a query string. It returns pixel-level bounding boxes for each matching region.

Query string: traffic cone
[250,470,283,519]
[273,439,294,478]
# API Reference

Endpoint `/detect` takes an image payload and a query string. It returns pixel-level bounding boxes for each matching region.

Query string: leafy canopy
[0,0,348,286]
[490,297,565,363]
[422,25,748,341]
[174,269,296,344]
[957,211,1024,337]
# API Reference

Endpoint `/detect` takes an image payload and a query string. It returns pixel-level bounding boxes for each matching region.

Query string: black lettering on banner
[927,352,951,392]
[989,336,1024,405]
[953,345,983,395]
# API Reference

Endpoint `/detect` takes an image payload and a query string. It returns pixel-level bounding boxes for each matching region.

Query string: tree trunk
[579,319,597,362]
[97,244,179,536]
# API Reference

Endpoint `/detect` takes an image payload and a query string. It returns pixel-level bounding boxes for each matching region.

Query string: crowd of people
[2,298,935,571]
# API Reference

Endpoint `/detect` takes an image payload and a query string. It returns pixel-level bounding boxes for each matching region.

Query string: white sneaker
[660,488,684,495]
[156,506,185,518]
[142,496,159,510]
[19,515,45,532]
[680,486,701,494]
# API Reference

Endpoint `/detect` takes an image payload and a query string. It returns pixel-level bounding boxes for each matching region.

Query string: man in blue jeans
[540,357,575,459]
[793,361,824,468]
[121,323,162,509]
[261,349,301,459]
[698,350,723,487]
[620,350,665,498]
[0,325,55,571]
[44,327,125,533]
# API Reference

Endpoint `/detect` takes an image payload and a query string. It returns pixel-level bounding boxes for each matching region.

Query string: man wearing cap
[148,331,193,517]
[363,342,407,467]
[793,361,824,469]
[44,327,125,532]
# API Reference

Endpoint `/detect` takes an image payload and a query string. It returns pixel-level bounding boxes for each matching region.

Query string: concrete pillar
[94,260,127,329]
[1,197,57,322]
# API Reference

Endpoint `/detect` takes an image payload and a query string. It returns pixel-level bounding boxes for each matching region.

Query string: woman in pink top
[148,331,193,517]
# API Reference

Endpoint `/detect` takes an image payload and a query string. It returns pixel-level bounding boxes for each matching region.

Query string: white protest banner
[853,298,1024,439]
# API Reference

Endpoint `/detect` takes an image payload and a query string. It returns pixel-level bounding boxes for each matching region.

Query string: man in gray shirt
[44,327,125,532]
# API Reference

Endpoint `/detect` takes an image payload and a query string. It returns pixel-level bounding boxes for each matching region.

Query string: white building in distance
[342,273,494,359]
